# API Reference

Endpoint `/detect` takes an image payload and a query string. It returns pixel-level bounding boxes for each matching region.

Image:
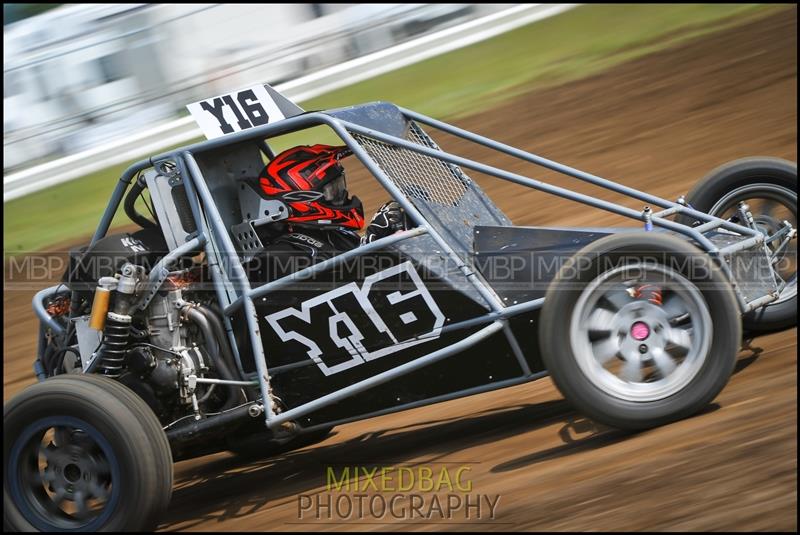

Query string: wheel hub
[17,424,115,529]
[43,442,108,502]
[63,463,82,483]
[614,303,672,365]
[630,321,650,341]
[570,263,713,402]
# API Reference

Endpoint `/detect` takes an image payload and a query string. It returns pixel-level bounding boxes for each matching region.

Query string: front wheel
[4,375,173,531]
[539,233,741,430]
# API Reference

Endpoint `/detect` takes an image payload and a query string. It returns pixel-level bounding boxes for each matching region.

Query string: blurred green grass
[3,3,782,255]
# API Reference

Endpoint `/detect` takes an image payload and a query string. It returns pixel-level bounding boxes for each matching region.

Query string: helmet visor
[322,174,348,205]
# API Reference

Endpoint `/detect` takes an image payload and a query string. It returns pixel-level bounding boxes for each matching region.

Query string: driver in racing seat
[244,144,410,283]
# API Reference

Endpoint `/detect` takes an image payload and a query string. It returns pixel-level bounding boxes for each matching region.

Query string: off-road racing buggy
[5,85,797,531]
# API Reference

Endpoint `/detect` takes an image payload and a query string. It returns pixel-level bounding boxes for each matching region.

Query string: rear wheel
[539,233,741,430]
[677,157,797,333]
[4,375,173,531]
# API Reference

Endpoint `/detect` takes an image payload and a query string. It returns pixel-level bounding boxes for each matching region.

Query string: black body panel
[234,246,542,427]
[63,227,169,292]
[473,225,618,303]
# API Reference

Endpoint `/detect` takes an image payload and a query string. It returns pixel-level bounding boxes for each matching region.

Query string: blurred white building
[3,3,491,170]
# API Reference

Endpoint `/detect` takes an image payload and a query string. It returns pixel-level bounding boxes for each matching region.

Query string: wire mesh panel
[352,122,510,260]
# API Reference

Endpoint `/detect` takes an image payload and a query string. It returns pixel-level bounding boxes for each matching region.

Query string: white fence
[3,4,577,202]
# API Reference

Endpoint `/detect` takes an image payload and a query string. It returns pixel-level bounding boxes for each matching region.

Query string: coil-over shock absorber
[98,312,132,377]
[90,263,144,377]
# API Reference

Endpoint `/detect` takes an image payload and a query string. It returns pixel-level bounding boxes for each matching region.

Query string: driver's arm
[361,201,412,245]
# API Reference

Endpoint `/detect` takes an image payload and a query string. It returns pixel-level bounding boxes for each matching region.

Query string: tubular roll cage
[34,103,777,432]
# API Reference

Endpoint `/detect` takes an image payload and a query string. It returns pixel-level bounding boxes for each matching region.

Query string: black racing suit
[245,224,361,285]
[245,201,409,285]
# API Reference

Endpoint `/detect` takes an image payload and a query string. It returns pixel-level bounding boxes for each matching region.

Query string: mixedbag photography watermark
[296,463,501,523]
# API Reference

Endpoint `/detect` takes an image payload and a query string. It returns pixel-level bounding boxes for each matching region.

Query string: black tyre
[677,157,797,333]
[4,375,173,531]
[539,232,741,430]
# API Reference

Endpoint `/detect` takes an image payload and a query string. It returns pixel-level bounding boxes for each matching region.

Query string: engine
[42,241,247,427]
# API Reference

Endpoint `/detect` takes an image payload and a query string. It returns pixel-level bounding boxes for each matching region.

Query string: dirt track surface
[3,9,797,531]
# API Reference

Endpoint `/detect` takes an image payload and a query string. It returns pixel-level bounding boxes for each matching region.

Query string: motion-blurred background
[3,5,797,530]
[5,3,795,256]
[3,4,514,170]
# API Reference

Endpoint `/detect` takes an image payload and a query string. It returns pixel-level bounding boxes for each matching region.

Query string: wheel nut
[638,344,648,354]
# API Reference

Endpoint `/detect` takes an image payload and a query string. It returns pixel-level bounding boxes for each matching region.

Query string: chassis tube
[182,153,252,293]
[343,123,728,254]
[193,377,258,386]
[299,371,548,435]
[151,113,334,161]
[175,154,247,374]
[181,152,277,423]
[503,322,533,376]
[227,226,428,314]
[341,122,774,312]
[165,403,254,444]
[403,108,672,209]
[34,324,48,381]
[33,285,68,335]
[330,124,507,313]
[177,153,249,378]
[135,236,205,311]
[402,108,762,238]
[147,108,757,240]
[154,112,508,313]
[90,159,151,246]
[266,320,504,428]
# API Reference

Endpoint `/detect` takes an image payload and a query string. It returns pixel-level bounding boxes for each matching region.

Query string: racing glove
[361,201,410,245]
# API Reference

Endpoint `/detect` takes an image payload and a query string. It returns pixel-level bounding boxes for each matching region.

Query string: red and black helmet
[258,144,364,230]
